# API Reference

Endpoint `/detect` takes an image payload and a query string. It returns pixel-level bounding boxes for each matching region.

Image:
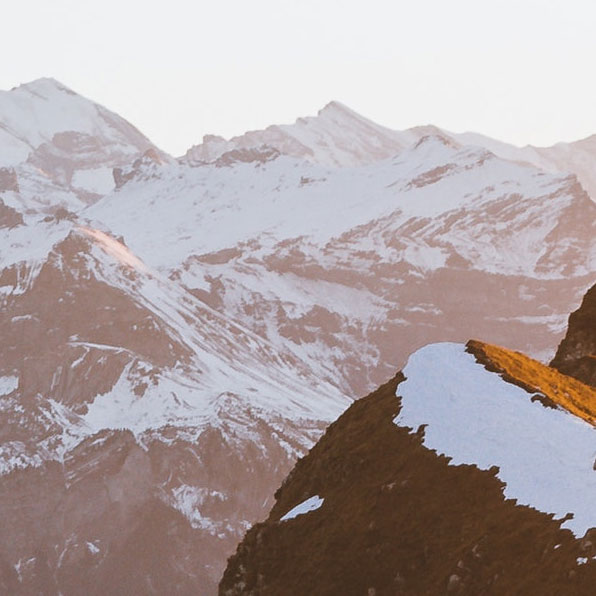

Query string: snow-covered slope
[0,221,348,464]
[84,134,596,396]
[91,134,596,278]
[0,220,348,594]
[452,130,596,204]
[183,100,596,207]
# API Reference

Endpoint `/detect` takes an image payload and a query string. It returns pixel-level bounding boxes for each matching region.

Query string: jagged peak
[202,134,227,144]
[408,124,446,137]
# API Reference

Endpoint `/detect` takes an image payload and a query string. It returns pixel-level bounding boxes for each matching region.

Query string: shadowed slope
[551,282,596,387]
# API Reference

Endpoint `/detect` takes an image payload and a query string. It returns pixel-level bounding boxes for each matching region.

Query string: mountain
[551,281,596,386]
[183,100,419,167]
[220,311,596,594]
[0,78,166,212]
[1,81,596,594]
[183,100,596,207]
[453,130,596,205]
[86,133,596,396]
[0,219,348,594]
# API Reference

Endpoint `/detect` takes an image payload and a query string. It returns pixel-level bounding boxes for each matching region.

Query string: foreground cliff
[221,339,596,595]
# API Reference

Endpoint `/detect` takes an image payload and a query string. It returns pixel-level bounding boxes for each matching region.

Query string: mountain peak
[0,77,163,193]
[185,100,412,166]
[15,77,75,97]
[317,100,357,118]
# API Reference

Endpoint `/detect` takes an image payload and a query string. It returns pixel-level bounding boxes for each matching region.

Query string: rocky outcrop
[215,146,280,167]
[0,167,19,193]
[0,199,23,228]
[220,345,596,595]
[113,148,165,188]
[551,282,596,386]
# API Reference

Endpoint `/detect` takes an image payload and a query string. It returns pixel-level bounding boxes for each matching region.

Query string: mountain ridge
[220,332,596,594]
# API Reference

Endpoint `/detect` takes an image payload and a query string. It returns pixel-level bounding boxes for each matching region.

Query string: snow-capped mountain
[0,78,166,212]
[86,130,596,395]
[453,130,596,206]
[183,98,596,207]
[221,297,596,594]
[183,100,420,168]
[1,80,596,594]
[0,215,347,594]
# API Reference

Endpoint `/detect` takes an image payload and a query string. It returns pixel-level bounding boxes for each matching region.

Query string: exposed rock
[113,148,165,188]
[0,167,19,192]
[215,146,280,167]
[551,282,596,386]
[0,199,23,228]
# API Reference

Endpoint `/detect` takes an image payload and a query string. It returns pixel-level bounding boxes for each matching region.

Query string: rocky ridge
[551,282,596,386]
[220,307,596,595]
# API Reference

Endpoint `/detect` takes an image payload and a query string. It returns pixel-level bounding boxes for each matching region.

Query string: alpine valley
[0,78,595,595]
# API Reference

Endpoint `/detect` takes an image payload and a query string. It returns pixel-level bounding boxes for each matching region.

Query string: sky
[3,0,596,156]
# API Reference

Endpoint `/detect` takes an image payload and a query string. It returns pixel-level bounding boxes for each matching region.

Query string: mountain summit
[0,78,164,199]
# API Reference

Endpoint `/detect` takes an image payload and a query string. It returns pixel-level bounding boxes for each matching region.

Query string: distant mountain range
[0,78,594,594]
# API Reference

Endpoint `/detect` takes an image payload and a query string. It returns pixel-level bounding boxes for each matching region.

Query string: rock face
[551,283,596,386]
[0,199,23,228]
[0,167,19,193]
[0,223,344,595]
[220,341,596,595]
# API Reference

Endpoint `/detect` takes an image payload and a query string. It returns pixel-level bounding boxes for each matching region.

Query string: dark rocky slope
[220,346,596,595]
[551,282,596,386]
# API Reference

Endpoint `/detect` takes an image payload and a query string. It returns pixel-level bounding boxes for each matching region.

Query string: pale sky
[4,0,596,156]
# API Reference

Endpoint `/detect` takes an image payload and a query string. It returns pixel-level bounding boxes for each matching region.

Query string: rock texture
[551,282,596,386]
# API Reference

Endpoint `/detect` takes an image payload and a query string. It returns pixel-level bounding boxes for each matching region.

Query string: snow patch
[0,376,18,396]
[280,495,324,521]
[395,343,596,536]
[72,168,114,195]
[169,485,229,534]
